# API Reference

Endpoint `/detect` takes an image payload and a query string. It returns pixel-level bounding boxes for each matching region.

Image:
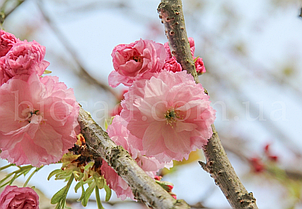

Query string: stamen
[165,109,179,127]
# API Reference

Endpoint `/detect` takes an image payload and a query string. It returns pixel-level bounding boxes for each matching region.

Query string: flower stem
[0,163,15,171]
[65,173,74,195]
[23,166,43,187]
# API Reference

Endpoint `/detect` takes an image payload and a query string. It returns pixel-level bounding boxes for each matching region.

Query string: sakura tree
[0,0,301,209]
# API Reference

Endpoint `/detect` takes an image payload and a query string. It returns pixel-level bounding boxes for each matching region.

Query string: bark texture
[158,0,258,208]
[157,0,198,83]
[78,106,190,209]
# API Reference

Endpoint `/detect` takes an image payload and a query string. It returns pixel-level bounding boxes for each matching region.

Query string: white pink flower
[120,70,215,161]
[108,39,166,87]
[101,116,171,199]
[0,30,19,58]
[0,74,79,167]
[163,57,182,73]
[0,185,39,209]
[189,38,206,74]
[1,40,49,81]
[194,57,206,74]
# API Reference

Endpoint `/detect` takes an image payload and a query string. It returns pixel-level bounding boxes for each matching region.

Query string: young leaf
[104,184,112,202]
[75,180,84,193]
[82,181,96,206]
[95,185,105,209]
[94,174,105,189]
[51,185,67,204]
[48,169,63,180]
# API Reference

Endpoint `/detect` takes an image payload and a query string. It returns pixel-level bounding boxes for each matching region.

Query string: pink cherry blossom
[110,89,128,116]
[1,40,49,81]
[0,59,10,85]
[163,57,182,73]
[164,42,172,60]
[0,30,19,57]
[0,185,39,209]
[188,37,195,57]
[0,74,79,167]
[101,116,171,199]
[188,38,206,73]
[120,70,215,161]
[195,57,206,74]
[164,37,206,74]
[101,160,134,200]
[108,39,166,87]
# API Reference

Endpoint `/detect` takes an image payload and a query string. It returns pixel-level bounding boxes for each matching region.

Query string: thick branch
[157,0,198,83]
[158,1,258,208]
[78,106,190,209]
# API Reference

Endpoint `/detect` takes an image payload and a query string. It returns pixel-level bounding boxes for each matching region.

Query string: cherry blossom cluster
[105,38,215,198]
[0,30,79,167]
[0,185,39,209]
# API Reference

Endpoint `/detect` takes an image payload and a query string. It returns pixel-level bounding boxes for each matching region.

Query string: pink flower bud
[2,40,49,79]
[250,157,265,173]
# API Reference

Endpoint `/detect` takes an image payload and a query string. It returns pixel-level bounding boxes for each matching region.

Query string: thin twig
[158,0,258,208]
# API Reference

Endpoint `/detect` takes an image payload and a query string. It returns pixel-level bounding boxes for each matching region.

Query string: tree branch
[78,106,190,209]
[158,0,258,208]
[157,0,198,83]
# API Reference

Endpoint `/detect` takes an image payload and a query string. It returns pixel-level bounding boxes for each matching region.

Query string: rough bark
[158,0,258,208]
[78,106,190,209]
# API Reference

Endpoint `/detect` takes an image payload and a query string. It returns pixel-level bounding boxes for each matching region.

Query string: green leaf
[82,181,96,206]
[104,117,114,130]
[95,185,105,209]
[48,169,63,180]
[55,170,73,181]
[75,181,84,193]
[43,69,52,74]
[51,185,67,204]
[94,175,105,189]
[51,173,74,206]
[78,185,86,202]
[55,201,66,209]
[104,184,112,201]
[20,165,34,173]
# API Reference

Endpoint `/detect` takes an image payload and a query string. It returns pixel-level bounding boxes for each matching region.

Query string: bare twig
[158,0,258,208]
[78,106,190,209]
